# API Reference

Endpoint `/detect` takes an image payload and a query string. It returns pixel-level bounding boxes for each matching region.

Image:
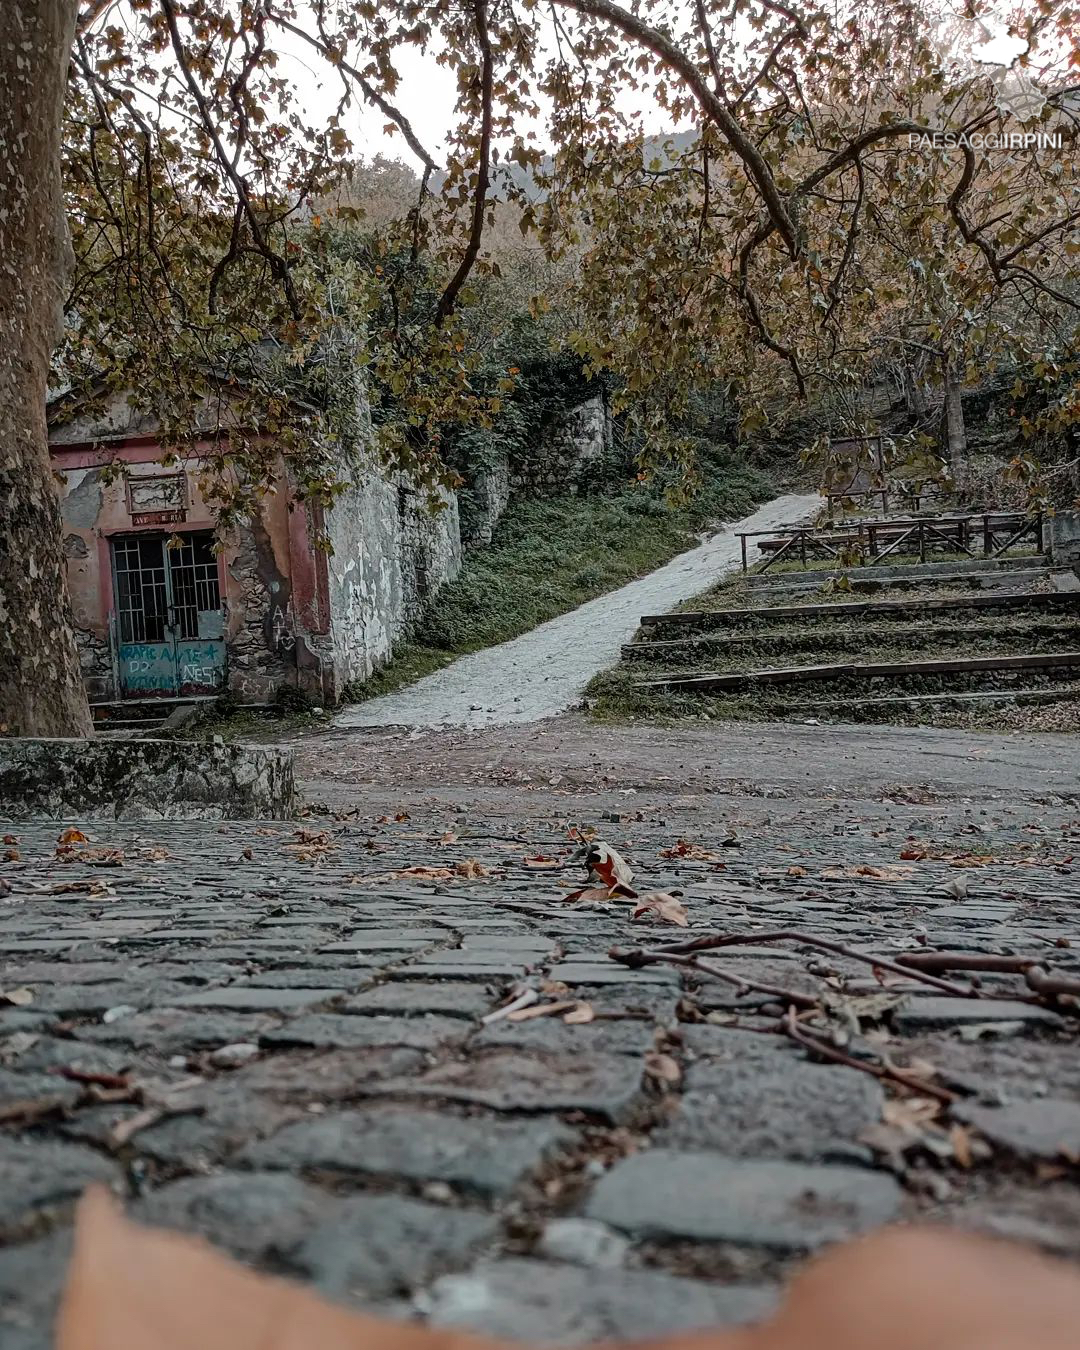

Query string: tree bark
[942,361,967,478]
[0,0,92,737]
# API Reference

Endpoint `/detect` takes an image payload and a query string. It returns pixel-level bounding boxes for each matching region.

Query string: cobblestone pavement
[3,716,1080,1347]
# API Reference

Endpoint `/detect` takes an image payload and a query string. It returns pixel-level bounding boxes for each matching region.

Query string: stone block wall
[510,392,614,497]
[459,460,511,548]
[0,738,295,820]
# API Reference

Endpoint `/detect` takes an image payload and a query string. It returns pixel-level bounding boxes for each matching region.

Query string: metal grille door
[111,533,226,698]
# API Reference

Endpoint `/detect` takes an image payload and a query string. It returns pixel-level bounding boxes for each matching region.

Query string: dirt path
[335,492,818,730]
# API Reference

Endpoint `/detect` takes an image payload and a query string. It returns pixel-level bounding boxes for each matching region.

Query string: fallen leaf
[941,875,970,900]
[562,884,618,904]
[787,865,809,877]
[523,855,562,868]
[4,848,20,863]
[351,865,456,884]
[563,1001,595,1024]
[2,834,19,845]
[454,859,491,879]
[58,828,90,845]
[439,832,459,845]
[644,1050,682,1087]
[56,845,124,866]
[578,840,637,897]
[43,879,116,898]
[632,891,688,927]
[659,840,728,863]
[55,1182,1080,1350]
[1,986,34,1007]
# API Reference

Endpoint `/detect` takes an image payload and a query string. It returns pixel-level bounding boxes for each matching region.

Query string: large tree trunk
[0,0,92,737]
[942,360,968,480]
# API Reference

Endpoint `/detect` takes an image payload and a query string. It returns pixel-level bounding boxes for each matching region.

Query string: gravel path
[336,492,818,730]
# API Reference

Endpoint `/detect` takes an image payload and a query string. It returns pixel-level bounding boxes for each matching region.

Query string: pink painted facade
[49,427,335,706]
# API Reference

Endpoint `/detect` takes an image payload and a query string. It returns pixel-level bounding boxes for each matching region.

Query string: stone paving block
[165,985,346,1011]
[955,1099,1080,1161]
[942,1181,1080,1255]
[547,963,680,987]
[893,997,1062,1032]
[343,981,493,1018]
[0,1230,72,1350]
[0,1069,82,1113]
[563,985,679,1020]
[0,1137,119,1235]
[318,938,441,955]
[134,1172,333,1261]
[29,981,190,1016]
[420,1258,777,1344]
[0,1009,61,1034]
[13,1037,139,1077]
[476,1017,655,1057]
[226,1047,425,1102]
[292,1193,498,1302]
[244,1103,572,1195]
[659,1054,884,1162]
[586,1150,901,1249]
[410,949,542,969]
[237,968,379,990]
[343,928,452,941]
[460,936,557,953]
[373,1049,645,1120]
[261,1013,469,1051]
[133,1086,304,1167]
[384,963,520,982]
[74,1009,283,1051]
[679,1025,801,1059]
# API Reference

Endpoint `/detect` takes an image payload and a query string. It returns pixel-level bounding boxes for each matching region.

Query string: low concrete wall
[1051,511,1080,565]
[0,739,295,820]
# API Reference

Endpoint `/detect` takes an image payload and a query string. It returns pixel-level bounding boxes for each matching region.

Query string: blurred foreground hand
[59,1186,1080,1350]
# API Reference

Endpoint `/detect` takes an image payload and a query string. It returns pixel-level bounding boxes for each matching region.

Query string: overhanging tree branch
[435,0,494,325]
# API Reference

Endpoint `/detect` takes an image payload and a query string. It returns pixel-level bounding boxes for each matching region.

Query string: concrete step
[744,560,1050,596]
[640,587,1080,637]
[635,650,1080,695]
[775,687,1080,715]
[622,618,1080,665]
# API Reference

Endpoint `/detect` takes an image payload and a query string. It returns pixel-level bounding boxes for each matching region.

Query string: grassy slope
[345,461,773,702]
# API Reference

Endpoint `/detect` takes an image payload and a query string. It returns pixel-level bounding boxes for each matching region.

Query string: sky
[91,0,1050,178]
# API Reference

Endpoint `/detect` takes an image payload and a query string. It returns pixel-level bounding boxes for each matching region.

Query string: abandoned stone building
[48,386,611,712]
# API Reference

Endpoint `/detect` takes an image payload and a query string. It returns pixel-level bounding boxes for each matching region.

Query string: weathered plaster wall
[321,468,461,692]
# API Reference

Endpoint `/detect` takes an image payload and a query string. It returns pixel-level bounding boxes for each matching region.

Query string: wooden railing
[738,512,1045,573]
